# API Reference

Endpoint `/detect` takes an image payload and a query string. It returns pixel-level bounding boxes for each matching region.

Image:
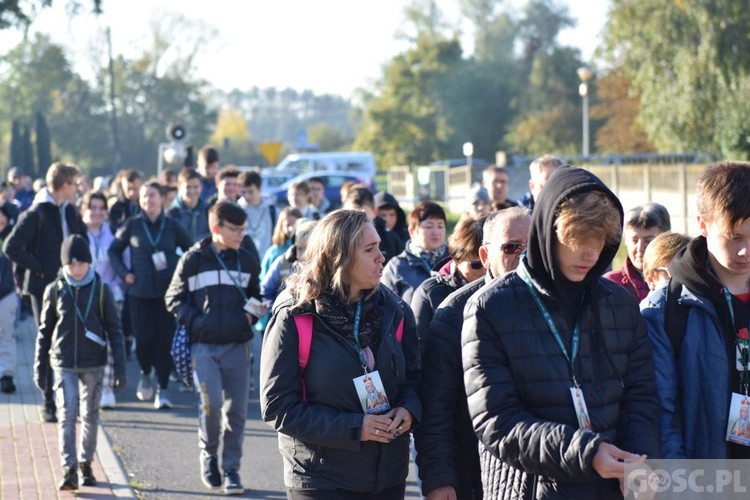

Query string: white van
[272,152,376,184]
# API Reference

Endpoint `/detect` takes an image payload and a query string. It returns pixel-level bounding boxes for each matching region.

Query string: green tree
[99,14,218,174]
[22,124,35,175]
[354,33,463,167]
[0,0,102,29]
[602,0,750,153]
[503,0,584,155]
[9,120,22,167]
[36,112,52,172]
[307,123,351,151]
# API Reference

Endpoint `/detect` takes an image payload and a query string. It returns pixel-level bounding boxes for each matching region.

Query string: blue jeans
[55,368,103,468]
[192,342,250,473]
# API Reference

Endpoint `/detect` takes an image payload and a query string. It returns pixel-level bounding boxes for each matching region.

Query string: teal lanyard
[63,279,96,326]
[141,215,165,250]
[518,264,582,388]
[349,300,367,372]
[722,287,750,395]
[211,246,247,302]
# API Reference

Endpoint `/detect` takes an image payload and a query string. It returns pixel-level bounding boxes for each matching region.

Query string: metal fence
[386,162,707,236]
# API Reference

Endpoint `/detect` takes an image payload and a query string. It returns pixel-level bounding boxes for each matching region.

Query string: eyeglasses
[485,242,526,255]
[468,261,484,270]
[219,223,246,236]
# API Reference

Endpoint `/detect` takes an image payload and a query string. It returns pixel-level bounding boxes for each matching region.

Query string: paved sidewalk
[0,314,135,499]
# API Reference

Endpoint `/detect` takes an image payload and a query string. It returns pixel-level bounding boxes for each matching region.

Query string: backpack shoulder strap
[295,314,314,403]
[664,278,688,356]
[99,277,105,319]
[295,315,314,372]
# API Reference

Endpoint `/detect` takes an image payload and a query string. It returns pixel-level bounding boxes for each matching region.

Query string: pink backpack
[295,315,404,402]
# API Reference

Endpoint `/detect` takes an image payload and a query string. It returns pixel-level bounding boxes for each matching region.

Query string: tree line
[1,0,747,178]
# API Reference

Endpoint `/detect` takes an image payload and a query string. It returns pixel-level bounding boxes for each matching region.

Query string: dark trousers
[287,484,406,500]
[129,296,175,389]
[30,291,54,406]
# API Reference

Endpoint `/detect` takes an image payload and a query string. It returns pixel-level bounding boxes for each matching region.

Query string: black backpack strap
[664,278,688,356]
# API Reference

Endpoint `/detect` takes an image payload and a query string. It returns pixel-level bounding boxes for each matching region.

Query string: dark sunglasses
[468,261,484,270]
[485,242,526,255]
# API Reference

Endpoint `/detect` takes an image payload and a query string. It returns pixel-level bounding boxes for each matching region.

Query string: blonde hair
[642,231,691,284]
[287,209,370,307]
[271,207,302,247]
[555,190,622,248]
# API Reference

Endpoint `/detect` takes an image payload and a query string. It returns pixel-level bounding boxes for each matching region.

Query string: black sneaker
[80,462,97,486]
[58,467,79,491]
[223,471,244,495]
[42,402,57,423]
[200,454,221,490]
[0,375,15,394]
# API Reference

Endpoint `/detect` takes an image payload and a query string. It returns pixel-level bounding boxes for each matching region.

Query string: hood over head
[525,166,623,298]
[668,236,725,305]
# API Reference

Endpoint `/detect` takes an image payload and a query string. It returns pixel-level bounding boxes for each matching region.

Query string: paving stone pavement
[0,314,135,499]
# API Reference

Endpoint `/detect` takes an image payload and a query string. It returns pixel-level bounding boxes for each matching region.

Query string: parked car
[272,152,376,183]
[265,171,373,209]
[430,158,491,169]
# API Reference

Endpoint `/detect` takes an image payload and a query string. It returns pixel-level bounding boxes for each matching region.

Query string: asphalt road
[102,334,422,499]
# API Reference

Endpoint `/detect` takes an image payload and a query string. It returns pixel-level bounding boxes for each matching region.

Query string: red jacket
[603,258,650,302]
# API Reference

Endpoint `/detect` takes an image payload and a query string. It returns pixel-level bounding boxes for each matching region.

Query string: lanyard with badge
[517,264,593,431]
[142,216,167,271]
[722,287,750,445]
[210,246,264,317]
[63,279,107,347]
[348,300,391,414]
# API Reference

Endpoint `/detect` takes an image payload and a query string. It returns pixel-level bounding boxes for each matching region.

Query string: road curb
[97,422,138,499]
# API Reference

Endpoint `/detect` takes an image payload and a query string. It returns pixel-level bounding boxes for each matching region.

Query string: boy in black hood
[462,166,659,499]
[642,161,750,460]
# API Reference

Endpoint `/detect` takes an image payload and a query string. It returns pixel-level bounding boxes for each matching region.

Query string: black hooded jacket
[462,167,660,499]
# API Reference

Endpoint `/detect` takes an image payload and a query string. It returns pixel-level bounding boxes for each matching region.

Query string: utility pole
[107,27,122,174]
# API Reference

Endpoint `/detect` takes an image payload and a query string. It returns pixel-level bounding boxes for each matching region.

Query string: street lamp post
[463,141,474,169]
[577,66,594,157]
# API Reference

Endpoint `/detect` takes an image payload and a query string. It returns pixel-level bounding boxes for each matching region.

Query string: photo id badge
[151,251,167,271]
[726,392,750,447]
[243,297,266,317]
[85,330,107,347]
[570,387,593,432]
[353,370,390,415]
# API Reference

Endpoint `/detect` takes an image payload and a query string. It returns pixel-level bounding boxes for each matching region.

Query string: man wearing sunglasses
[411,214,487,357]
[414,207,530,500]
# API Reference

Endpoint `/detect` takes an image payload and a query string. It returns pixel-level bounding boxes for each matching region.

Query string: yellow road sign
[258,142,282,166]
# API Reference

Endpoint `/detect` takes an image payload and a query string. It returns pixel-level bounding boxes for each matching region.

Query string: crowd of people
[3,148,750,499]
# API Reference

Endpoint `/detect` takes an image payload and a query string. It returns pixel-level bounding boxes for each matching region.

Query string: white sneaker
[100,387,117,409]
[154,389,172,409]
[136,373,153,401]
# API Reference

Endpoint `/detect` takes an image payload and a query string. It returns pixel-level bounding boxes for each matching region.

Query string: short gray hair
[529,155,563,178]
[483,206,531,244]
[625,202,671,232]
